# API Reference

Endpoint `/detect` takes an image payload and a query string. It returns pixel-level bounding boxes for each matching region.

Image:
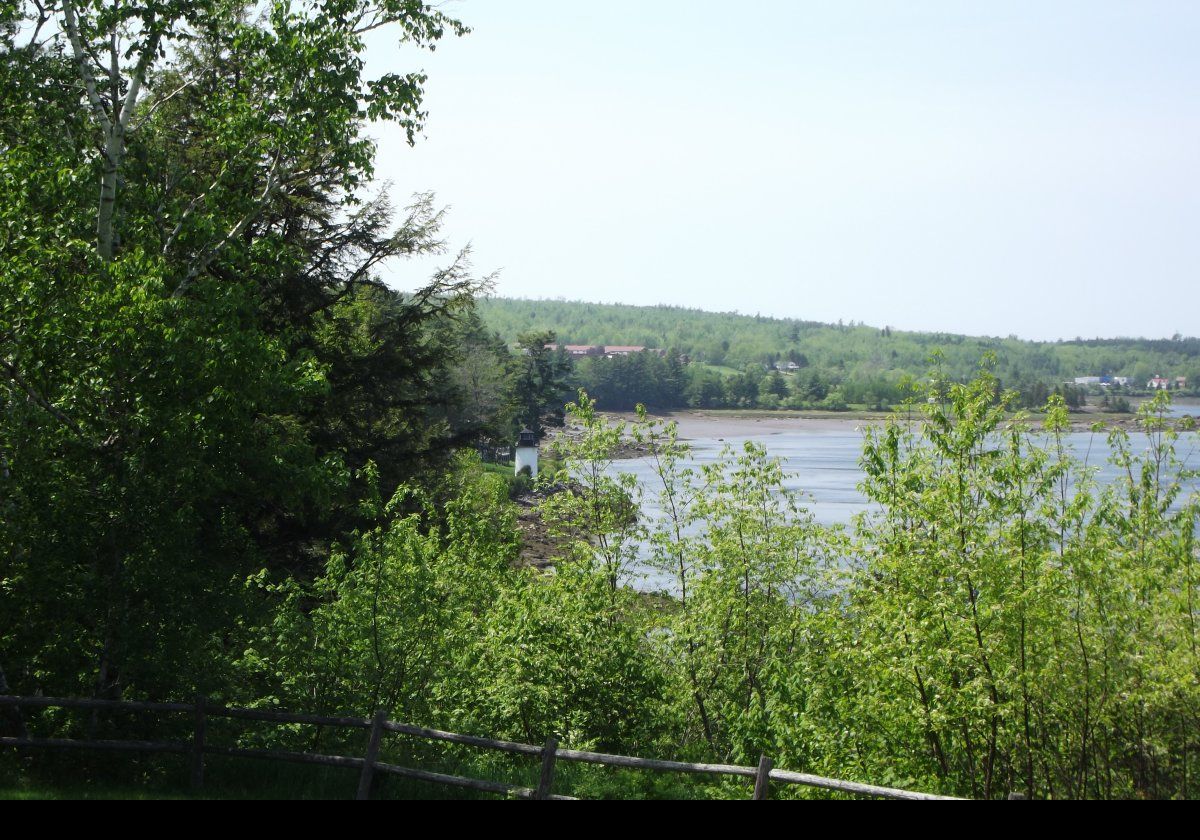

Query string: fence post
[356,709,387,801]
[190,694,207,791]
[753,754,773,800]
[534,736,558,800]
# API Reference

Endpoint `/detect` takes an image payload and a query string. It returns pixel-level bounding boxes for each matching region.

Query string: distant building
[1074,375,1130,388]
[1148,376,1171,390]
[1176,376,1188,389]
[544,343,662,358]
[545,344,603,357]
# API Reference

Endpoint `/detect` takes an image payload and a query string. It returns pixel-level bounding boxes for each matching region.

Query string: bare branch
[0,356,88,442]
[131,77,196,131]
[300,239,394,319]
[162,156,236,256]
[28,0,50,46]
[352,16,391,36]
[173,150,287,298]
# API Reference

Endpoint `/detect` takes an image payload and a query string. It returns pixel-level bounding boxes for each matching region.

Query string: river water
[608,405,1199,591]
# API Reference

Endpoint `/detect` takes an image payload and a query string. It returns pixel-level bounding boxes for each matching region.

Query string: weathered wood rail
[0,695,959,800]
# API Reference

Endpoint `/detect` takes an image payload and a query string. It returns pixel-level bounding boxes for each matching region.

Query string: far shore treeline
[2,1,1198,800]
[478,297,1199,413]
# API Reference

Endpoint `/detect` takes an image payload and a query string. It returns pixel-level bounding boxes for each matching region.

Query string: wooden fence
[0,695,959,800]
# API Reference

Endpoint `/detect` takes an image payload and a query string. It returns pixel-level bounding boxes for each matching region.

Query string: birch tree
[4,0,465,277]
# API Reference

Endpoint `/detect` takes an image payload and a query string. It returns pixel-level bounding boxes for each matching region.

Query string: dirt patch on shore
[597,410,892,442]
[514,494,558,571]
[598,408,1197,440]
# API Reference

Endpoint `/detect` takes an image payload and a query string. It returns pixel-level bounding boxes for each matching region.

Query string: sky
[363,1,1199,342]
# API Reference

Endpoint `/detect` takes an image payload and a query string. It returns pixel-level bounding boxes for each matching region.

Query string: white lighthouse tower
[514,428,538,478]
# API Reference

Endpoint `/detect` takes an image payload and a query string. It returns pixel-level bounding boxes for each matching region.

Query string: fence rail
[0,695,959,800]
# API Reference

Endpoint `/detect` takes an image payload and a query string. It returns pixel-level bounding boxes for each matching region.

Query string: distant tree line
[564,353,1095,414]
[477,298,1200,411]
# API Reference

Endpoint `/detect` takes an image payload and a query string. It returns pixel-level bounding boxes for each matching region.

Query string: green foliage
[233,454,662,756]
[235,459,515,722]
[459,562,663,749]
[523,375,1199,798]
[0,247,335,700]
[1,0,502,706]
[539,393,644,596]
[624,409,846,765]
[576,351,686,411]
[511,331,575,438]
[477,297,1200,411]
[803,376,1200,798]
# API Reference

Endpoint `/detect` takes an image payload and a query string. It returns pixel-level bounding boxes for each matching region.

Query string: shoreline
[596,405,1198,443]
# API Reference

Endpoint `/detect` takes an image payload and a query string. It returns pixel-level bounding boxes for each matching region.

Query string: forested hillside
[478,297,1200,404]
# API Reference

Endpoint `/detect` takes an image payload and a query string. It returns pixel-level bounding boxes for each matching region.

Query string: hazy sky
[364,2,1199,341]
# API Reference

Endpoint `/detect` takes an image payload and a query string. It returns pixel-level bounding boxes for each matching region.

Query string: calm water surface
[613,416,1199,590]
